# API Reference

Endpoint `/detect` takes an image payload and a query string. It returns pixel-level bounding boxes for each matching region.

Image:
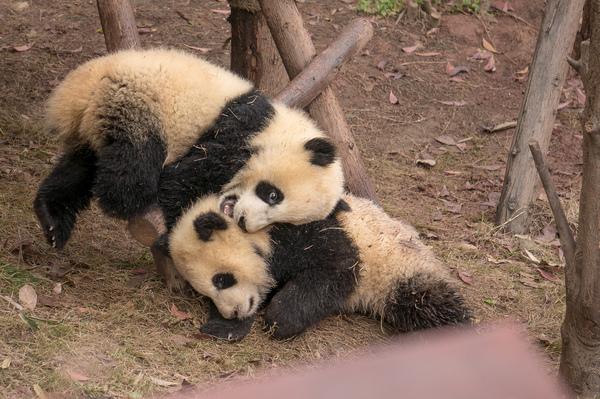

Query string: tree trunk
[258,0,378,202]
[495,0,585,233]
[97,0,140,52]
[228,0,288,96]
[559,2,600,396]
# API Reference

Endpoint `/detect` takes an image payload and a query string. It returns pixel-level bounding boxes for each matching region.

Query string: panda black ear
[194,212,228,241]
[304,137,336,167]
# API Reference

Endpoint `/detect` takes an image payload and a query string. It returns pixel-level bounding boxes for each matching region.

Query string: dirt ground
[0,0,583,398]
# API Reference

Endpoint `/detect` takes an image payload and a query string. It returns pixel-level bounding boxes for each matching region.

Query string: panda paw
[200,317,254,342]
[33,200,72,250]
[263,306,306,340]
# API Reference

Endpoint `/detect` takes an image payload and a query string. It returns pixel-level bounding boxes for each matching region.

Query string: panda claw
[49,226,54,232]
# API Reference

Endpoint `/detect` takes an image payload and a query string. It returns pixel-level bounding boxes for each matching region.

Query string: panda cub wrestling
[34,48,344,248]
[158,194,472,340]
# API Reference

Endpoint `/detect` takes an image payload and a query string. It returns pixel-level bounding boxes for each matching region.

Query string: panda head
[164,195,274,319]
[219,104,345,233]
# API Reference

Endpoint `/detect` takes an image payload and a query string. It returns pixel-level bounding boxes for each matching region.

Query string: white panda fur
[160,193,472,341]
[45,48,252,163]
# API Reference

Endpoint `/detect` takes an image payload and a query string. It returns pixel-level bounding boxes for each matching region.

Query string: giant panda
[34,48,344,249]
[156,193,472,341]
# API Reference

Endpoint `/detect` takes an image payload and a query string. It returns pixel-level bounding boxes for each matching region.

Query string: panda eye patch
[255,181,284,206]
[212,273,237,290]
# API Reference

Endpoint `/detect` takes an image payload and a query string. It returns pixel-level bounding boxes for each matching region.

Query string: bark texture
[496,0,585,233]
[559,2,600,396]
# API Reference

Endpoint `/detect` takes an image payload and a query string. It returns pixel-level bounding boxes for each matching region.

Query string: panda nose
[238,216,247,232]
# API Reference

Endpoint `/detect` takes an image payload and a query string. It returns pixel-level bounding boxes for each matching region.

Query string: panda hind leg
[34,146,97,249]
[94,135,165,220]
[382,273,473,333]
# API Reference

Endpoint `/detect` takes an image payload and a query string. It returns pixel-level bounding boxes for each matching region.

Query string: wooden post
[559,1,600,394]
[97,0,140,52]
[258,0,378,202]
[228,0,288,96]
[495,0,585,233]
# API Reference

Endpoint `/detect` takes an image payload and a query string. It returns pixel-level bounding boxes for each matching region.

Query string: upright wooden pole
[559,2,600,395]
[495,0,585,233]
[228,0,289,96]
[97,0,140,52]
[258,0,378,202]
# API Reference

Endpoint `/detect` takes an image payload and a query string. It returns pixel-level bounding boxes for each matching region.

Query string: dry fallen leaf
[18,284,37,311]
[457,270,473,285]
[1,358,11,369]
[13,43,34,52]
[435,135,457,146]
[484,55,496,72]
[457,242,478,251]
[210,8,231,15]
[170,303,192,321]
[438,185,450,198]
[376,59,387,71]
[487,256,511,265]
[52,282,62,295]
[439,100,467,107]
[388,90,399,105]
[537,267,560,283]
[150,376,180,387]
[449,76,465,83]
[482,120,517,133]
[482,37,499,54]
[416,52,441,57]
[183,44,211,53]
[402,43,422,54]
[524,249,541,264]
[442,199,462,214]
[66,369,90,382]
[471,50,493,60]
[446,62,469,77]
[416,151,436,168]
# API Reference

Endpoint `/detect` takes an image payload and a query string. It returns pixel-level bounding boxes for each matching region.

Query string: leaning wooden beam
[97,0,140,51]
[495,0,585,233]
[259,0,378,202]
[276,19,373,109]
[128,19,374,246]
[528,140,575,266]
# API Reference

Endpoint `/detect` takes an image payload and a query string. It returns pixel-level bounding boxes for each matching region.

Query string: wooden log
[527,141,575,265]
[276,19,373,109]
[228,0,289,96]
[97,0,140,52]
[559,0,600,393]
[128,18,375,246]
[495,0,585,233]
[258,0,378,202]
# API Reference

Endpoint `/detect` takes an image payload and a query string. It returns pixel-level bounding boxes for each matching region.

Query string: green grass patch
[357,0,404,16]
[0,261,39,293]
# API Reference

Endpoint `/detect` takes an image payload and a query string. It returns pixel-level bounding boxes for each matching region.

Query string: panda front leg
[34,146,97,249]
[263,270,355,340]
[93,135,165,220]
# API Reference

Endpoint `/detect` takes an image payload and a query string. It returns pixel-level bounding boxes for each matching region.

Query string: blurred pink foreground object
[158,323,570,399]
